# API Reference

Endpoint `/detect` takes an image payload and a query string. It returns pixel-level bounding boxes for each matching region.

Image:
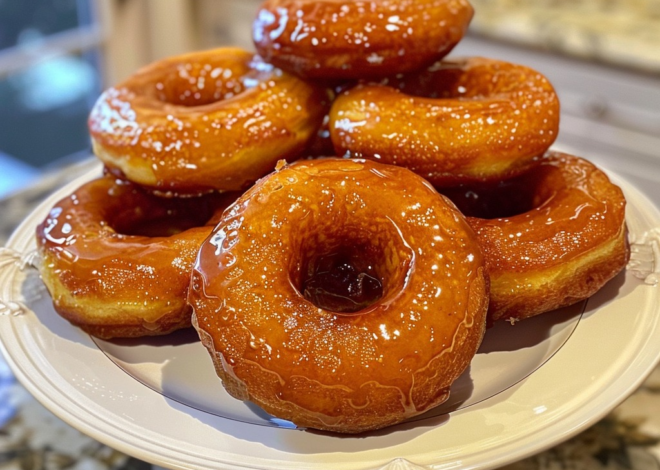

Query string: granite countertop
[468,0,660,73]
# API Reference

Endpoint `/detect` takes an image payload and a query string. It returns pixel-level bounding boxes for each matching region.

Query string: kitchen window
[0,0,208,198]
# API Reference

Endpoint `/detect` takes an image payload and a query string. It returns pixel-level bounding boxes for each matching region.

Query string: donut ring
[36,176,237,339]
[89,47,329,195]
[189,158,488,433]
[329,57,560,187]
[253,0,474,79]
[443,152,629,322]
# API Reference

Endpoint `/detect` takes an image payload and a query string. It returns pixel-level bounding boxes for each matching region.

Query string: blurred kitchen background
[0,0,659,199]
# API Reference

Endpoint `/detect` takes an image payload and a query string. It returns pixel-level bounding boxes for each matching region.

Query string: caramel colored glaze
[253,0,473,79]
[329,57,560,187]
[189,158,488,433]
[444,152,629,322]
[88,48,329,195]
[35,176,239,339]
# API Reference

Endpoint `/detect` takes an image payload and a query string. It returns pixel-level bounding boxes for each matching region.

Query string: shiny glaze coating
[189,158,488,433]
[89,48,329,195]
[330,57,560,186]
[444,152,629,321]
[35,176,238,339]
[253,0,474,79]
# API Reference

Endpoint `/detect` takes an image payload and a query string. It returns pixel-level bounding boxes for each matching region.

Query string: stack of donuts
[36,0,630,434]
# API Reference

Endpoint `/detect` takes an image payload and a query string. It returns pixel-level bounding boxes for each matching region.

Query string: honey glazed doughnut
[36,176,237,339]
[329,57,560,187]
[89,47,329,196]
[443,152,630,322]
[253,0,474,79]
[189,158,489,433]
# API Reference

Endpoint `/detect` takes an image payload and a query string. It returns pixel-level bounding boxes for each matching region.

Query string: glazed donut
[443,152,629,322]
[36,176,237,339]
[253,0,474,79]
[329,57,560,187]
[189,158,489,433]
[89,47,329,195]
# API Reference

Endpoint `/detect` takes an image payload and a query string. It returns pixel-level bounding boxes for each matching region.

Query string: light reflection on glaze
[88,48,328,195]
[329,57,560,187]
[189,158,488,433]
[253,0,474,79]
[35,176,238,338]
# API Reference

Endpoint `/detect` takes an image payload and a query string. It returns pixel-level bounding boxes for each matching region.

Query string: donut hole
[117,212,210,237]
[390,64,465,99]
[296,228,412,314]
[155,61,253,107]
[108,197,219,237]
[388,60,527,100]
[441,165,557,219]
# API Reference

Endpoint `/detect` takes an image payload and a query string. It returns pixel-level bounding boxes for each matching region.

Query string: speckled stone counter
[468,0,660,73]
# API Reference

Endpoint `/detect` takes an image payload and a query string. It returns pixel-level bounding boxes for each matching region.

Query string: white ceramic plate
[1,164,660,470]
